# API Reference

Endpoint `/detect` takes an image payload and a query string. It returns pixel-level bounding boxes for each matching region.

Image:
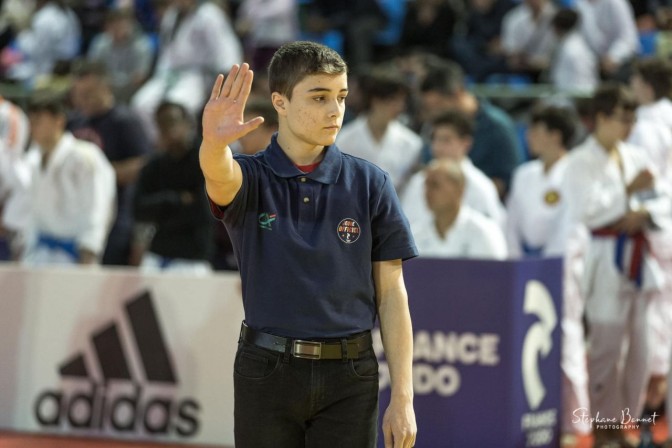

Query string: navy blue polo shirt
[211,135,417,338]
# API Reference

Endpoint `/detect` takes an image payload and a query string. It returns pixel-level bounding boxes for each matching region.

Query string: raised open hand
[201,63,264,148]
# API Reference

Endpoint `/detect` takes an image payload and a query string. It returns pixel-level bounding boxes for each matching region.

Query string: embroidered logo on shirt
[337,218,361,244]
[258,213,277,230]
[544,190,561,205]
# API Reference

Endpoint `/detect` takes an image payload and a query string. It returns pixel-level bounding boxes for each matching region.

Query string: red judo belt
[591,227,648,287]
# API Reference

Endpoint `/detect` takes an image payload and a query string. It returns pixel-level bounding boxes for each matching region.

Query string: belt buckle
[293,340,322,359]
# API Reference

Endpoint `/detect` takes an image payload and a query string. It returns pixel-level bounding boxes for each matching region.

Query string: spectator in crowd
[501,0,557,81]
[506,106,575,258]
[549,8,598,93]
[630,57,672,161]
[133,101,212,274]
[398,0,458,58]
[576,0,639,80]
[87,7,154,104]
[235,0,298,71]
[0,95,30,260]
[450,0,516,82]
[131,0,242,143]
[555,84,671,447]
[22,94,115,266]
[419,61,521,198]
[336,69,422,192]
[505,105,592,442]
[6,0,81,88]
[628,56,672,424]
[402,110,505,231]
[303,0,388,70]
[69,61,151,266]
[413,159,507,259]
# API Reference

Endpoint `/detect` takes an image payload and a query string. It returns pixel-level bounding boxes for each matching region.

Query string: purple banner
[377,257,563,448]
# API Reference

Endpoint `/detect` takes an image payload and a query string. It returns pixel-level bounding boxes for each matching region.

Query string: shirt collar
[264,133,342,184]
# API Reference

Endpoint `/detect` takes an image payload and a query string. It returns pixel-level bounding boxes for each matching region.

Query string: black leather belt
[240,323,372,360]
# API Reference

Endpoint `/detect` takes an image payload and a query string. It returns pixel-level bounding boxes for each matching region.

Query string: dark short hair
[27,92,67,117]
[592,83,637,117]
[432,109,474,138]
[245,98,279,128]
[105,7,135,24]
[268,41,347,99]
[359,69,410,111]
[155,100,191,122]
[634,57,672,100]
[420,60,464,96]
[552,8,579,33]
[530,105,576,147]
[72,59,109,81]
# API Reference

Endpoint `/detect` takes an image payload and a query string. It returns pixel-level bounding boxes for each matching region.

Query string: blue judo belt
[522,241,544,258]
[36,234,79,261]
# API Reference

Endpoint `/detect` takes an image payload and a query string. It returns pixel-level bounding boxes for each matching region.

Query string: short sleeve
[371,174,418,261]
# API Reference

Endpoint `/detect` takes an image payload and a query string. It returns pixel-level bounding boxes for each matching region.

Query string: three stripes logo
[33,291,200,437]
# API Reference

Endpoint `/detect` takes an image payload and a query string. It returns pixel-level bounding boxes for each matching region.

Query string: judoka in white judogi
[23,132,116,265]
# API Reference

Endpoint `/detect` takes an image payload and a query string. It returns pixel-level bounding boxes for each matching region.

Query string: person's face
[175,0,197,13]
[372,92,407,120]
[425,167,463,213]
[431,125,471,160]
[470,0,495,13]
[277,73,348,148]
[29,111,63,147]
[629,74,653,105]
[597,106,636,141]
[526,122,559,157]
[156,106,192,153]
[71,75,107,117]
[525,0,544,12]
[421,91,460,121]
[108,18,133,43]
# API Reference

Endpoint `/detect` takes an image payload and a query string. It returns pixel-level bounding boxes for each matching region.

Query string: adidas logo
[33,291,201,437]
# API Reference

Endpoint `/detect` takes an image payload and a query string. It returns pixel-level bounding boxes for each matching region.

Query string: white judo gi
[0,97,31,235]
[558,136,671,420]
[506,156,591,434]
[402,158,506,230]
[336,116,423,192]
[22,133,116,265]
[413,205,507,260]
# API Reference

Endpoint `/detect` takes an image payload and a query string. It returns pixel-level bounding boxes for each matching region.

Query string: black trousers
[233,340,380,448]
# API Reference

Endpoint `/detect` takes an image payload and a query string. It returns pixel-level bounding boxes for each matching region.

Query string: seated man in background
[22,94,116,266]
[402,109,505,230]
[419,61,521,198]
[413,159,507,259]
[69,60,152,266]
[133,101,213,274]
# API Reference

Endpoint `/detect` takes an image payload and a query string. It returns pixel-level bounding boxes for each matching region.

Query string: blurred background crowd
[1,0,672,445]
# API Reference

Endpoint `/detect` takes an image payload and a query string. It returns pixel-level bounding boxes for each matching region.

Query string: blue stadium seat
[375,0,407,46]
[299,30,345,55]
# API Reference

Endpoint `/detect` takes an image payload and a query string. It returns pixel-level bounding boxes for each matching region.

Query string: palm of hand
[201,64,264,148]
